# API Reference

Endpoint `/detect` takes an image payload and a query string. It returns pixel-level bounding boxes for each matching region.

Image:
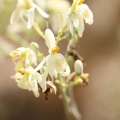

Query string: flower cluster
[35,0,70,32]
[10,29,70,97]
[10,0,49,29]
[10,0,93,98]
[10,43,40,97]
[10,46,37,71]
[67,0,93,37]
[35,29,70,78]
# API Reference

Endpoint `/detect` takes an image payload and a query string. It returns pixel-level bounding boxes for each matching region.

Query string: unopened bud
[40,66,46,73]
[74,60,83,75]
[30,42,39,51]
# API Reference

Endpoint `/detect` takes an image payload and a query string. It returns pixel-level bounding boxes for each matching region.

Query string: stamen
[79,0,84,4]
[51,46,59,54]
[18,68,25,75]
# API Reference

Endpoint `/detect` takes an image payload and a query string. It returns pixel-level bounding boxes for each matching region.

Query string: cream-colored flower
[14,66,46,97]
[35,29,70,78]
[67,3,93,37]
[10,46,37,71]
[10,0,49,29]
[35,0,70,32]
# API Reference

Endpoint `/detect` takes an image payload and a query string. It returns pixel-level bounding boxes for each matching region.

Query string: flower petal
[67,14,74,36]
[28,49,37,66]
[61,64,70,77]
[71,14,79,28]
[45,29,56,50]
[52,53,70,77]
[34,56,47,72]
[76,12,84,37]
[27,8,35,29]
[10,7,22,24]
[31,79,39,97]
[78,4,93,25]
[37,72,47,92]
[52,53,65,72]
[46,55,57,78]
[34,4,49,18]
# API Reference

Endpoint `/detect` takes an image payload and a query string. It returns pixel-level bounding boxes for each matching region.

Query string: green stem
[57,74,81,120]
[56,78,81,88]
[71,0,80,11]
[67,79,82,88]
[56,24,68,44]
[33,23,45,39]
[58,74,72,120]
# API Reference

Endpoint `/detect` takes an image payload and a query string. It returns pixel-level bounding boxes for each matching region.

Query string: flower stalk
[56,24,68,44]
[33,23,45,39]
[57,74,81,120]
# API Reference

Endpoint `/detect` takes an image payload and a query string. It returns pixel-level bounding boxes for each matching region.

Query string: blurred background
[0,0,120,120]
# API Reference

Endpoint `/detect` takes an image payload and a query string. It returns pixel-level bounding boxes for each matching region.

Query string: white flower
[10,0,49,29]
[10,46,37,71]
[67,4,93,37]
[14,66,47,97]
[14,67,40,97]
[35,0,70,32]
[35,29,70,79]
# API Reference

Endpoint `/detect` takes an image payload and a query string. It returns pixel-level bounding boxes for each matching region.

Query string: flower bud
[74,60,83,75]
[30,42,39,50]
[40,66,46,74]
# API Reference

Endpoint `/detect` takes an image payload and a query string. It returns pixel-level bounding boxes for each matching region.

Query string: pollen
[51,46,59,54]
[19,68,25,75]
[79,0,84,4]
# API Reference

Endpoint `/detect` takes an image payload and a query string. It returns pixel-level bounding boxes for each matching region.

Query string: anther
[18,68,25,75]
[79,0,84,4]
[51,46,59,54]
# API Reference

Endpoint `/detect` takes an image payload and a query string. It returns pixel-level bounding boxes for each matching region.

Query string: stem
[58,74,81,120]
[56,24,68,44]
[58,29,82,120]
[33,23,45,39]
[71,0,80,11]
[67,88,82,120]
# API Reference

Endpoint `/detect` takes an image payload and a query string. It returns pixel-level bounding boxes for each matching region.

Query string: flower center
[24,0,33,9]
[51,46,59,54]
[79,0,84,4]
[19,68,25,75]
